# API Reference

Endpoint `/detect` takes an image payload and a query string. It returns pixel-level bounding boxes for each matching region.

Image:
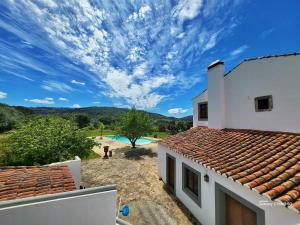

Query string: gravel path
[81,142,201,225]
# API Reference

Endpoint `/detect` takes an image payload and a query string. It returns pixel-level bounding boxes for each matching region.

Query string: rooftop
[159,126,300,213]
[0,165,76,201]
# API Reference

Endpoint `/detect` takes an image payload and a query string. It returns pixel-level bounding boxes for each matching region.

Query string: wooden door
[167,156,175,192]
[226,194,256,225]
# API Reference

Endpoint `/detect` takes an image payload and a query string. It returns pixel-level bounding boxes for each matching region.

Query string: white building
[158,53,300,225]
[0,157,130,225]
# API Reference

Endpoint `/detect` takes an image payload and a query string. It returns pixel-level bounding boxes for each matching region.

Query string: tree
[3,116,95,166]
[99,122,105,137]
[0,104,24,133]
[116,107,155,148]
[74,114,90,129]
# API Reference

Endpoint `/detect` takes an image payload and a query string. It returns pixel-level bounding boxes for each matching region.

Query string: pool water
[106,135,155,145]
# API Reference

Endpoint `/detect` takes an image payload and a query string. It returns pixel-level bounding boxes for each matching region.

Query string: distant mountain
[28,106,179,121]
[180,115,193,121]
[0,104,188,125]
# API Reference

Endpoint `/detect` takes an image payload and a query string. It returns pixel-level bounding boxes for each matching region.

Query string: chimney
[207,60,225,129]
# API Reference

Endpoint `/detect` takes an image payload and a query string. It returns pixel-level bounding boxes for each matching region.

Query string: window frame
[198,102,208,121]
[182,163,201,207]
[255,95,273,112]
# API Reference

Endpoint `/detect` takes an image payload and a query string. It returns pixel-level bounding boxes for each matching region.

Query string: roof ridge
[225,52,300,77]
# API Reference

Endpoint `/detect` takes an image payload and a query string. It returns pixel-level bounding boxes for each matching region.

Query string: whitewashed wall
[192,55,300,132]
[192,90,208,127]
[0,186,117,225]
[224,55,300,133]
[158,145,300,225]
[49,156,81,189]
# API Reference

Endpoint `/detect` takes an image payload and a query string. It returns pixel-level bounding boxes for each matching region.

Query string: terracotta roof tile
[159,126,300,213]
[0,165,76,201]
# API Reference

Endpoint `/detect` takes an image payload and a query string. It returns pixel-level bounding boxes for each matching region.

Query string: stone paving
[81,139,201,225]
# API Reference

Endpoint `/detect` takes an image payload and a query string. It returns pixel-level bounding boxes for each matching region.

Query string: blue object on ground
[121,204,130,216]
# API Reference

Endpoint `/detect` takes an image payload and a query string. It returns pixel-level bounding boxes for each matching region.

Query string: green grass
[83,129,116,137]
[147,132,171,139]
[82,150,101,160]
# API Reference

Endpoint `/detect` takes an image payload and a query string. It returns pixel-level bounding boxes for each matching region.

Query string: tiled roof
[159,126,300,213]
[0,165,76,201]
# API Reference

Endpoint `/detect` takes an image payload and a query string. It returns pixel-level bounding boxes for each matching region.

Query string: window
[255,95,273,112]
[198,102,208,120]
[166,154,176,194]
[182,163,201,206]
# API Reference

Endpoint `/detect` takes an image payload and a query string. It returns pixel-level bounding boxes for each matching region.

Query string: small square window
[255,95,273,112]
[182,163,201,207]
[198,102,208,120]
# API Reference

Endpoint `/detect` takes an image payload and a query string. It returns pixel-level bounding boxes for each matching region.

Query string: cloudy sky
[0,0,299,117]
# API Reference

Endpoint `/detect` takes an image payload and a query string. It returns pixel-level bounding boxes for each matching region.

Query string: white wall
[49,156,81,189]
[224,55,300,133]
[208,62,225,129]
[192,90,208,127]
[0,187,117,225]
[157,145,300,225]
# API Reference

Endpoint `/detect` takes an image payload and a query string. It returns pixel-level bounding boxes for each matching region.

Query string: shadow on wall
[122,148,157,160]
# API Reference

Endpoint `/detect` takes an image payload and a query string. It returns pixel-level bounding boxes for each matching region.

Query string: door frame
[166,153,176,195]
[215,182,265,225]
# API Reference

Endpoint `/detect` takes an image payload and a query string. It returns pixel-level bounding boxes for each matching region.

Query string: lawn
[82,150,100,160]
[84,129,171,139]
[149,131,171,139]
[83,128,116,138]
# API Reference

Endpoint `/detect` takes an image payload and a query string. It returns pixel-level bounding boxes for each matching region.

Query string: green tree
[99,122,105,137]
[0,104,24,133]
[74,114,90,129]
[116,107,155,148]
[3,116,95,166]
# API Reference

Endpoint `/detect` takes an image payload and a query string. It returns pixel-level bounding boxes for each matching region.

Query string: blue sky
[0,0,299,117]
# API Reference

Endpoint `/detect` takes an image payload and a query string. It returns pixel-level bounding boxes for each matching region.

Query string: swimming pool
[106,135,155,145]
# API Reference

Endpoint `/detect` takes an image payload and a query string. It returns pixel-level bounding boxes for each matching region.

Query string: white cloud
[168,107,188,114]
[202,31,220,52]
[127,4,152,21]
[72,104,81,108]
[260,28,275,39]
[0,91,7,99]
[42,81,73,93]
[230,45,249,57]
[71,80,85,86]
[58,97,68,101]
[2,0,243,109]
[173,0,204,22]
[24,97,54,104]
[103,68,175,109]
[127,47,145,63]
[133,63,148,78]
[92,101,100,104]
[114,103,130,108]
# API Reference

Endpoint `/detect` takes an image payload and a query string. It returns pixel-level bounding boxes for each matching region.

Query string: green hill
[0,103,190,128]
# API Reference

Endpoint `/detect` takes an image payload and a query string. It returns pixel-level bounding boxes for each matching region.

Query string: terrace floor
[81,139,201,225]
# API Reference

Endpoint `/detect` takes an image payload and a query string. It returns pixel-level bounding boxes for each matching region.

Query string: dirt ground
[81,139,202,225]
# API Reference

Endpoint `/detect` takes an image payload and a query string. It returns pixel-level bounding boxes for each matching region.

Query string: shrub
[3,116,96,166]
